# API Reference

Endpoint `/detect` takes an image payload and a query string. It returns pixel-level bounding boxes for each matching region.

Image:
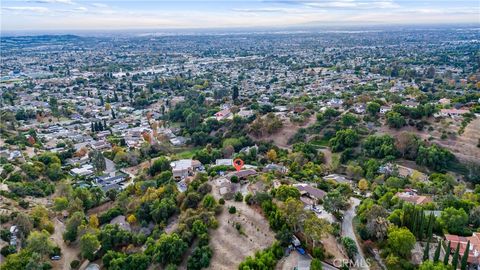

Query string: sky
[1,0,479,32]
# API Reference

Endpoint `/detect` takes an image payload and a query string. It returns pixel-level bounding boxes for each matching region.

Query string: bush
[228,206,236,214]
[312,246,325,260]
[230,176,239,183]
[234,192,243,202]
[0,245,16,257]
[218,198,225,205]
[70,260,80,269]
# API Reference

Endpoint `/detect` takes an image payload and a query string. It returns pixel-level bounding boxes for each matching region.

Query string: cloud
[2,6,50,13]
[74,7,88,12]
[92,3,108,8]
[31,0,75,4]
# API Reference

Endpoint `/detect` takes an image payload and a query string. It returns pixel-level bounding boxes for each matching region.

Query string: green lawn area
[173,146,202,159]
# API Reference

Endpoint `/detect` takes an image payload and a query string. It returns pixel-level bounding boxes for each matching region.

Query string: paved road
[341,197,369,270]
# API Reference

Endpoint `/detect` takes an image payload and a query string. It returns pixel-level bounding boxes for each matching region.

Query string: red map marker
[233,158,244,172]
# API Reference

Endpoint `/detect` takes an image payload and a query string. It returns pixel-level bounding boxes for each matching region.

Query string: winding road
[341,197,370,270]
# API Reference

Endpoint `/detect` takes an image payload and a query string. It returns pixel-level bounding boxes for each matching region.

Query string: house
[353,104,366,114]
[263,163,288,174]
[327,98,343,108]
[294,183,327,201]
[445,233,480,266]
[95,173,128,191]
[229,169,257,180]
[380,106,391,114]
[215,159,233,166]
[402,101,419,108]
[436,109,470,118]
[90,140,111,151]
[171,159,202,180]
[9,225,18,247]
[395,189,432,205]
[214,108,231,121]
[70,164,95,177]
[439,98,451,105]
[378,163,428,182]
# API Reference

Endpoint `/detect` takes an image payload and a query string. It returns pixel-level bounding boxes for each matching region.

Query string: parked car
[51,255,61,260]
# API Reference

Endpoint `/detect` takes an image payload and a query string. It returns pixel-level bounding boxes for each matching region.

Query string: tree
[275,185,301,201]
[310,258,323,270]
[416,145,455,172]
[460,241,470,270]
[149,157,171,176]
[323,189,348,215]
[89,150,106,173]
[443,241,451,265]
[438,207,468,235]
[423,239,431,261]
[111,108,116,119]
[153,233,188,265]
[232,85,239,100]
[303,213,332,249]
[14,212,33,240]
[452,243,460,270]
[341,237,358,259]
[433,241,442,263]
[330,129,359,152]
[419,261,451,270]
[187,245,212,270]
[281,198,305,232]
[89,215,99,228]
[64,211,85,242]
[266,149,277,162]
[358,179,369,193]
[127,214,137,224]
[367,102,381,116]
[386,111,406,129]
[80,233,100,261]
[387,227,416,258]
[26,230,54,256]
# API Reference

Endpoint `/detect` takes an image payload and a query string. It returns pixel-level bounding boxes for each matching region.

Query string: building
[380,106,392,114]
[171,159,202,180]
[294,183,327,201]
[436,109,470,118]
[445,233,480,266]
[215,159,233,166]
[70,164,95,177]
[395,189,432,205]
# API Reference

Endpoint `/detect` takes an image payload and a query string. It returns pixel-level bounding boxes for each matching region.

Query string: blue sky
[1,0,479,31]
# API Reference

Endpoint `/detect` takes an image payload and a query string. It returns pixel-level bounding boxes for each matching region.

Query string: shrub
[218,198,225,205]
[70,260,80,269]
[234,192,243,202]
[228,206,236,214]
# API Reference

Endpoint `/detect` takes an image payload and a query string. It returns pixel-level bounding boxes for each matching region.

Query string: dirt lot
[51,218,80,270]
[209,200,275,270]
[378,117,480,164]
[251,114,317,149]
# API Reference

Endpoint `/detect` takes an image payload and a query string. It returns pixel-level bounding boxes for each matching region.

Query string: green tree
[275,185,301,201]
[387,227,416,258]
[232,85,239,100]
[386,111,406,129]
[310,258,323,270]
[367,102,381,116]
[80,233,100,261]
[149,157,171,176]
[153,233,188,265]
[433,241,442,263]
[26,230,54,256]
[452,243,460,270]
[443,241,451,265]
[187,245,212,270]
[438,207,468,235]
[89,150,106,173]
[64,211,85,242]
[460,241,470,270]
[323,189,348,215]
[341,237,358,259]
[423,239,430,261]
[419,260,451,270]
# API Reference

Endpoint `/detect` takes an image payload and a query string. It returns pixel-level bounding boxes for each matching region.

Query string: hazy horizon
[1,0,479,33]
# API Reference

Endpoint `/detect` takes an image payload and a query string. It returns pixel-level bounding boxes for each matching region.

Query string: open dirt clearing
[209,200,275,270]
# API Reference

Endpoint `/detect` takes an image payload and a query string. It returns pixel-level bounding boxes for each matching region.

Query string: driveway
[341,198,369,270]
[51,218,79,270]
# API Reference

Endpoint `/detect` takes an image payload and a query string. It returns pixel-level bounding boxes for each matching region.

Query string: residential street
[341,197,370,270]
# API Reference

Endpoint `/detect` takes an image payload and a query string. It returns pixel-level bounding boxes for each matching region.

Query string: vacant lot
[251,114,316,149]
[209,200,275,270]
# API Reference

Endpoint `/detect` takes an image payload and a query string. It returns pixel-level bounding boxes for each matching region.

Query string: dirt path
[51,218,79,270]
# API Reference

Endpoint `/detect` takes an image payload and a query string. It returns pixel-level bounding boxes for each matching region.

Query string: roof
[445,233,480,263]
[395,192,432,205]
[231,169,257,178]
[294,184,326,200]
